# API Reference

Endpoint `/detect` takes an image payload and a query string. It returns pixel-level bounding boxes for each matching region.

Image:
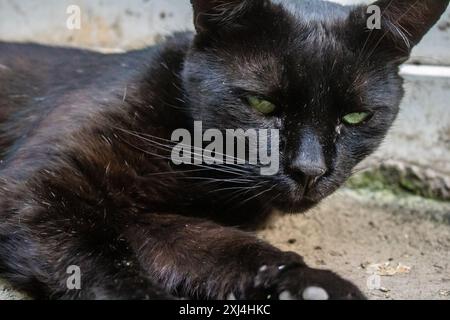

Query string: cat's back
[0,42,154,116]
[0,42,154,168]
[0,32,192,187]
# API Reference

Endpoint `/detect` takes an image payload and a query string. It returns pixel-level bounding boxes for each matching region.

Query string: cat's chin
[266,175,328,213]
[273,197,319,214]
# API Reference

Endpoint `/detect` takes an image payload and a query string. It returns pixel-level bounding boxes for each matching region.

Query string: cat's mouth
[268,175,323,213]
[275,197,319,214]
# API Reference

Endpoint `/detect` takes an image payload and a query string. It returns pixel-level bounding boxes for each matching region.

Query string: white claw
[259,265,268,272]
[302,286,329,300]
[279,290,295,300]
[227,293,237,300]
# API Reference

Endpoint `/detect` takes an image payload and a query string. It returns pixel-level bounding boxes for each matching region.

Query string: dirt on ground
[260,189,450,300]
[1,188,450,300]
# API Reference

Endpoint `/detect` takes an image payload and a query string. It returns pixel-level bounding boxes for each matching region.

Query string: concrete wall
[1,0,449,64]
[0,0,449,177]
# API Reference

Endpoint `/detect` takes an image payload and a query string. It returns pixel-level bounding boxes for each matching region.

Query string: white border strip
[400,65,450,78]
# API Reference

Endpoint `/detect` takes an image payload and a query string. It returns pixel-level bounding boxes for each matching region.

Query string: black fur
[0,0,447,300]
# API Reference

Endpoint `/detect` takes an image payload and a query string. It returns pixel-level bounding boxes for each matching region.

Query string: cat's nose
[290,159,326,179]
[289,129,327,181]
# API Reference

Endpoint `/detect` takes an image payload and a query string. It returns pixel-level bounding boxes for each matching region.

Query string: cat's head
[181,0,448,213]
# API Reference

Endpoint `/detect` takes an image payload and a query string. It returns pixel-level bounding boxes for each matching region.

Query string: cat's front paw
[239,262,366,300]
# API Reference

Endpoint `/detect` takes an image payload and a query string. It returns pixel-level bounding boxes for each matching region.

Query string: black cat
[0,0,447,300]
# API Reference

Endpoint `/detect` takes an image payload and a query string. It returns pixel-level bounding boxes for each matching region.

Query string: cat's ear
[350,0,449,61]
[190,0,260,34]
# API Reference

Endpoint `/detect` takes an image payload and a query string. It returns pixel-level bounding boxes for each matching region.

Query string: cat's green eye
[247,96,277,115]
[342,112,371,125]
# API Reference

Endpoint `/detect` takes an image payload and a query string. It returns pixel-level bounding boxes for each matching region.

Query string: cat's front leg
[0,214,174,300]
[125,214,365,300]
